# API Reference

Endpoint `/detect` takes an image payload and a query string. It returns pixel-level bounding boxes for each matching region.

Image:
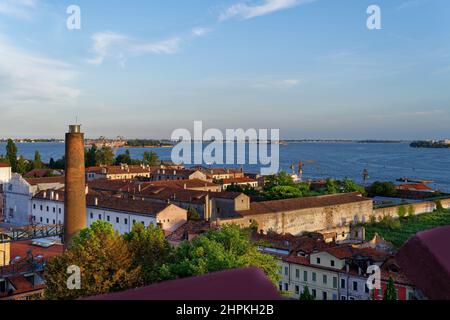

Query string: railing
[0,224,63,244]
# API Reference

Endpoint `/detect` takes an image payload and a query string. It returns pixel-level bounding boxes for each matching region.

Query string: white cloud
[0,34,79,106]
[0,0,38,19]
[219,0,316,21]
[252,78,301,89]
[88,27,210,66]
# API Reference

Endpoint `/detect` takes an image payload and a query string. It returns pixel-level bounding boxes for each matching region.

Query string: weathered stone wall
[219,199,373,235]
[372,198,450,220]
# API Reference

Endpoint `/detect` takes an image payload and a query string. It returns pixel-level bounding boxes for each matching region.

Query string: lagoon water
[1,142,449,192]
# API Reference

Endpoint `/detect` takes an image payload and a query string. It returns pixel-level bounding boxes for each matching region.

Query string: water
[1,141,449,192]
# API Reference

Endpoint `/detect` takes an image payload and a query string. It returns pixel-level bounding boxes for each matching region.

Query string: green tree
[369,181,398,197]
[33,151,43,169]
[264,172,295,191]
[397,206,407,219]
[85,145,98,167]
[435,200,444,211]
[124,223,172,285]
[44,221,140,300]
[143,151,159,166]
[265,185,303,200]
[16,155,29,174]
[407,205,415,217]
[165,224,279,284]
[115,149,132,165]
[6,139,17,172]
[299,286,314,300]
[326,179,338,194]
[383,277,397,300]
[187,207,201,221]
[95,146,115,166]
[341,178,366,195]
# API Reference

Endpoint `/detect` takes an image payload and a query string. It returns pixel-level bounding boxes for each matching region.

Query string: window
[312,289,316,298]
[40,217,43,222]
[46,206,49,212]
[90,213,93,219]
[53,207,56,213]
[295,285,299,294]
[52,219,55,224]
[323,275,327,285]
[279,282,283,291]
[40,205,43,211]
[124,218,128,225]
[284,283,288,291]
[303,271,308,282]
[46,218,49,224]
[107,216,110,222]
[284,266,288,276]
[295,269,300,279]
[32,216,36,221]
[116,217,120,223]
[341,295,347,300]
[59,208,61,214]
[353,281,358,291]
[33,204,36,209]
[316,257,321,264]
[330,260,335,267]
[312,272,317,282]
[341,279,346,289]
[322,291,328,300]
[333,277,338,289]
[98,214,102,220]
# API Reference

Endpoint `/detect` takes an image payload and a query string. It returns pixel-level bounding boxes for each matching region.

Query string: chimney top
[69,124,81,133]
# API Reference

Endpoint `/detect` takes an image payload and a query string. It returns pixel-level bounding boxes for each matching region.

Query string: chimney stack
[64,124,87,249]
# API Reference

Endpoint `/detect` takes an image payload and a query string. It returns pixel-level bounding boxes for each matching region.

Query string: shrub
[397,206,407,219]
[407,205,415,217]
[435,200,444,211]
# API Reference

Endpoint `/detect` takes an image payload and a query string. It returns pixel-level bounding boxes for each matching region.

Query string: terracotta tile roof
[397,183,434,192]
[9,240,63,261]
[86,268,281,300]
[25,176,65,186]
[222,177,257,184]
[253,232,329,254]
[395,225,450,299]
[237,192,371,216]
[24,169,62,178]
[86,194,175,217]
[136,186,209,204]
[88,179,140,192]
[324,245,388,261]
[86,165,153,175]
[166,220,214,242]
[144,179,219,189]
[0,163,10,168]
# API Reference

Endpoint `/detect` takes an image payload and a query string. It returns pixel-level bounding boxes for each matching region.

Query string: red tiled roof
[86,194,174,217]
[144,179,219,189]
[395,226,450,299]
[86,268,280,300]
[237,192,371,216]
[324,245,388,261]
[222,177,257,184]
[24,169,62,178]
[397,183,434,192]
[88,179,140,192]
[9,240,63,261]
[0,163,10,168]
[25,176,65,186]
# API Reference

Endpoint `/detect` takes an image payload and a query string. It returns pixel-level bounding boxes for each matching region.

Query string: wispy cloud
[252,78,301,89]
[0,33,79,106]
[219,0,316,21]
[396,0,430,10]
[88,27,211,66]
[0,0,38,19]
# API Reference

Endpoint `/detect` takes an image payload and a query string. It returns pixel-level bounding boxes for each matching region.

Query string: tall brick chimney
[64,124,87,249]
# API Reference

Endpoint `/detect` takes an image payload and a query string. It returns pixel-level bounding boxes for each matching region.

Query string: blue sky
[0,0,449,139]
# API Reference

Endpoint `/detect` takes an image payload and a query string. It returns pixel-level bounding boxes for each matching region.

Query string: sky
[0,0,449,140]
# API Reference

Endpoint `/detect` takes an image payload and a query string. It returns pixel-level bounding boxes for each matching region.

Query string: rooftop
[237,192,371,216]
[86,267,281,300]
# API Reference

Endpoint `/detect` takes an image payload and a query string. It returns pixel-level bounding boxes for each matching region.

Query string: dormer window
[331,260,335,267]
[316,257,321,264]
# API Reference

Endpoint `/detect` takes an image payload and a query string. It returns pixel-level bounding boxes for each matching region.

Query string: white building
[0,163,12,184]
[3,175,65,225]
[31,190,187,235]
